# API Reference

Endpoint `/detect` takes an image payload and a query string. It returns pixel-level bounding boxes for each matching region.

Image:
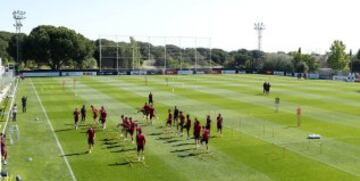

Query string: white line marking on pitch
[30,79,77,181]
[2,79,19,133]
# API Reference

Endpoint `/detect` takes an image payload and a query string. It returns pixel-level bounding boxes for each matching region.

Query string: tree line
[0,25,358,72]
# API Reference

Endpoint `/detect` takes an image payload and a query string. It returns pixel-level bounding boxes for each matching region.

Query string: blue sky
[1,0,360,53]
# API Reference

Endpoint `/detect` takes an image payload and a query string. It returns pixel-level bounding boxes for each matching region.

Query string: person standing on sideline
[21,96,27,113]
[296,106,302,127]
[12,104,18,121]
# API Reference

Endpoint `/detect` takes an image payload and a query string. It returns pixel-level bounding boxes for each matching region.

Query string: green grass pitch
[2,74,360,181]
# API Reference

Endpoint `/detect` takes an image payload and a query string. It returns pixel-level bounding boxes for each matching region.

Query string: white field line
[2,79,18,133]
[30,79,77,181]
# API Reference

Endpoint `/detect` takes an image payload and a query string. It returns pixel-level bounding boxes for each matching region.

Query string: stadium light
[254,22,265,51]
[12,10,26,63]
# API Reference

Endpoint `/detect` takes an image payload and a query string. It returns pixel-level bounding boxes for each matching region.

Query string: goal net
[97,35,212,73]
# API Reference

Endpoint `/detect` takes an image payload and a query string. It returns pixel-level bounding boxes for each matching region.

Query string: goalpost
[98,35,212,74]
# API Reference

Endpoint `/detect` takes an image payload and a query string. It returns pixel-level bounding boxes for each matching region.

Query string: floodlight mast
[254,22,265,51]
[12,10,26,63]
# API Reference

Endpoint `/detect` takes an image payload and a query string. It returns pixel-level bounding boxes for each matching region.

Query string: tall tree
[263,53,294,72]
[327,40,350,71]
[7,33,27,64]
[26,25,94,70]
[0,31,15,64]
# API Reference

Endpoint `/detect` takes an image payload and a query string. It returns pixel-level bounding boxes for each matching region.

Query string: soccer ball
[27,157,32,162]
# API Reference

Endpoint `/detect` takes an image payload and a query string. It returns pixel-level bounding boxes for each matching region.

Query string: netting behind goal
[98,35,212,73]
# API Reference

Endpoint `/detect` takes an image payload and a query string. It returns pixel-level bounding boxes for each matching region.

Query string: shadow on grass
[103,141,119,145]
[149,132,163,136]
[164,139,182,144]
[62,151,88,157]
[177,152,201,158]
[110,148,136,153]
[55,128,73,132]
[172,142,195,147]
[156,137,173,140]
[104,145,123,149]
[108,162,131,166]
[170,148,194,153]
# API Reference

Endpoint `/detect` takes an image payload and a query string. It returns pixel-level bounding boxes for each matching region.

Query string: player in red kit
[117,115,125,137]
[173,106,179,128]
[136,128,146,161]
[166,109,173,127]
[99,106,107,129]
[205,115,211,134]
[201,126,210,150]
[91,105,98,123]
[178,111,185,136]
[123,117,129,140]
[1,133,8,165]
[185,114,192,140]
[73,108,80,130]
[128,117,137,143]
[87,127,96,153]
[148,104,155,125]
[193,118,201,148]
[141,102,150,122]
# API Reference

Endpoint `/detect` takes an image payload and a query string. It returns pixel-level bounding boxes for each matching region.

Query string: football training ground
[3,74,360,181]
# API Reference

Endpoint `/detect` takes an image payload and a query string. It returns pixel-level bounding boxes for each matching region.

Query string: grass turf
[2,74,360,181]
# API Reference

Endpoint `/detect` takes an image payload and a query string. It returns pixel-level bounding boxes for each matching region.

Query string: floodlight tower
[12,10,26,63]
[254,22,265,51]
